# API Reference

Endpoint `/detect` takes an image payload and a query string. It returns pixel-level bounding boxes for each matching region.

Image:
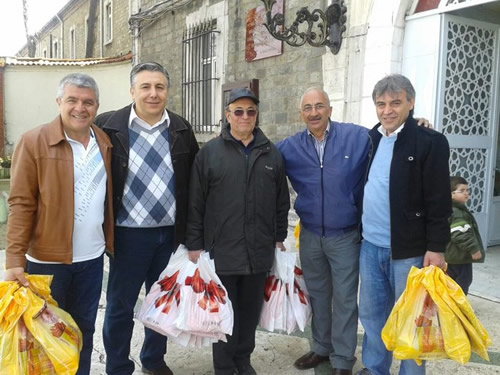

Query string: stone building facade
[18,0,131,59]
[11,0,500,245]
[131,0,500,247]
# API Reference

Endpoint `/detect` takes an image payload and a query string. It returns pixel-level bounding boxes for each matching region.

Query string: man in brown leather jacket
[4,73,114,375]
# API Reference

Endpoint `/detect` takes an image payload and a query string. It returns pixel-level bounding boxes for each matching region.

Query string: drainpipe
[56,14,64,58]
[100,0,103,57]
[130,0,140,64]
[0,62,5,156]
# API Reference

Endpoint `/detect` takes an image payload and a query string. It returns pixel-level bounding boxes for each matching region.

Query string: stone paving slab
[2,242,500,374]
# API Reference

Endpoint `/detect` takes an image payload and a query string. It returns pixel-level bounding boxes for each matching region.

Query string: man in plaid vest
[95,62,199,375]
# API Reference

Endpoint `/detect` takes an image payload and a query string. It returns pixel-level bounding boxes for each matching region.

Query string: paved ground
[1,229,500,374]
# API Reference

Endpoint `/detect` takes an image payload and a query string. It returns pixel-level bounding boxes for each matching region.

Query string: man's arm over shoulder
[276,134,290,157]
[168,111,200,162]
[423,131,452,252]
[186,121,200,166]
[276,130,304,156]
[94,110,117,128]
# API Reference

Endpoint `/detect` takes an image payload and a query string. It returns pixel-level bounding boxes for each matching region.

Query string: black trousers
[213,272,267,375]
[447,263,473,295]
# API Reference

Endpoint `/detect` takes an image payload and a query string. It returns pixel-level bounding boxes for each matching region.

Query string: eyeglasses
[228,108,258,117]
[452,189,469,194]
[301,103,328,113]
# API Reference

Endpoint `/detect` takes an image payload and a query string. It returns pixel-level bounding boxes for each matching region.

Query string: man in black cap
[185,88,290,375]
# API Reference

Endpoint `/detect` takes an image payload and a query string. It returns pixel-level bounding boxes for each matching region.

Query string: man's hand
[423,251,446,269]
[188,250,203,263]
[276,242,286,251]
[415,118,433,129]
[471,250,482,260]
[4,267,29,286]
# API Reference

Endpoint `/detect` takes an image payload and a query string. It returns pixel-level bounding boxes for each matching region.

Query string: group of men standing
[4,60,451,375]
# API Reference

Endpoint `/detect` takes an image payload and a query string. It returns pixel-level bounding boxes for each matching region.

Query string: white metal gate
[436,14,499,245]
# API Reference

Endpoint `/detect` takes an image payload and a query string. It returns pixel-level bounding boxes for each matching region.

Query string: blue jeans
[27,255,104,375]
[103,226,174,375]
[358,240,425,375]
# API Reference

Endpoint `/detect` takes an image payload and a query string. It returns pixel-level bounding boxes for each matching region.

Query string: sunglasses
[228,108,258,117]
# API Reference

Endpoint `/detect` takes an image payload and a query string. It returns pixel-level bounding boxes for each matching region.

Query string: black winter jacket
[95,104,199,247]
[185,125,290,275]
[367,116,452,259]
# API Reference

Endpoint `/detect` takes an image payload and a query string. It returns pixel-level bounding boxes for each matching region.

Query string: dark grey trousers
[299,225,361,370]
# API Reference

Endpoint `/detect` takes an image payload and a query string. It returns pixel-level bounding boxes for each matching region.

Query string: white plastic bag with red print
[259,274,283,332]
[138,245,233,348]
[173,251,233,339]
[137,246,195,339]
[259,249,311,334]
[288,265,312,332]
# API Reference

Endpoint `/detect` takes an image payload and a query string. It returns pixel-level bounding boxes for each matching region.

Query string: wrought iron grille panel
[182,20,219,134]
[449,148,486,213]
[446,0,469,5]
[442,21,495,136]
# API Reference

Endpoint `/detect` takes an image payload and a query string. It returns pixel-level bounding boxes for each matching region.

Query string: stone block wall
[138,0,207,116]
[63,0,93,58]
[21,0,130,59]
[136,0,375,141]
[223,0,327,141]
[102,0,132,57]
[36,21,61,58]
[138,0,333,142]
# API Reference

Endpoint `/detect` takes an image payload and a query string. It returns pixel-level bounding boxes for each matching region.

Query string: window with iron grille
[182,19,219,133]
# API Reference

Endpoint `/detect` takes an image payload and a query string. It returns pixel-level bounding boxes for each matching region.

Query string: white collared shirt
[378,123,405,138]
[128,105,170,129]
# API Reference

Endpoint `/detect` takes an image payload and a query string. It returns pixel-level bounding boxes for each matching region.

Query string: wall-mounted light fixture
[260,0,347,55]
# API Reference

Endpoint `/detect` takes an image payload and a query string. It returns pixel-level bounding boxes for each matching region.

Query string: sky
[0,0,70,56]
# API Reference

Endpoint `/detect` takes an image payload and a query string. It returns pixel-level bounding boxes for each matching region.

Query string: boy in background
[445,176,485,295]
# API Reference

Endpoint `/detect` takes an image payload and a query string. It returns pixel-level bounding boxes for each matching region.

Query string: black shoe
[355,369,373,375]
[235,364,257,375]
[332,369,352,375]
[141,363,174,375]
[294,351,329,370]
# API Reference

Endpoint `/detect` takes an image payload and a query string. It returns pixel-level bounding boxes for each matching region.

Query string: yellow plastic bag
[0,282,29,375]
[0,275,82,375]
[23,285,82,374]
[382,268,448,365]
[382,266,491,365]
[18,318,57,375]
[426,268,491,361]
[294,220,300,250]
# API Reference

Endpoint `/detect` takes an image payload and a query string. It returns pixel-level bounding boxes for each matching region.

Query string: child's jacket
[445,201,485,264]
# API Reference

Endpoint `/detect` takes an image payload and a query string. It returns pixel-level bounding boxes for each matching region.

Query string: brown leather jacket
[6,116,114,269]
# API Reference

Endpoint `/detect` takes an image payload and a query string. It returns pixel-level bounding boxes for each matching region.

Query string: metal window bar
[182,20,219,133]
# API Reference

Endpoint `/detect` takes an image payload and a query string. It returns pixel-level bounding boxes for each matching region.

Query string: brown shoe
[294,351,329,370]
[332,369,352,375]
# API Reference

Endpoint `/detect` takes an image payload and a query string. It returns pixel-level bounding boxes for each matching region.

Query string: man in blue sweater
[356,74,451,375]
[277,88,370,375]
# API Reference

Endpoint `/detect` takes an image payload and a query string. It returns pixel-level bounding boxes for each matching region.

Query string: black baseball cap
[227,88,259,106]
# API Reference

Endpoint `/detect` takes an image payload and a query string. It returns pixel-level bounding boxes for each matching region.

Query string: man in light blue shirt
[356,75,451,375]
